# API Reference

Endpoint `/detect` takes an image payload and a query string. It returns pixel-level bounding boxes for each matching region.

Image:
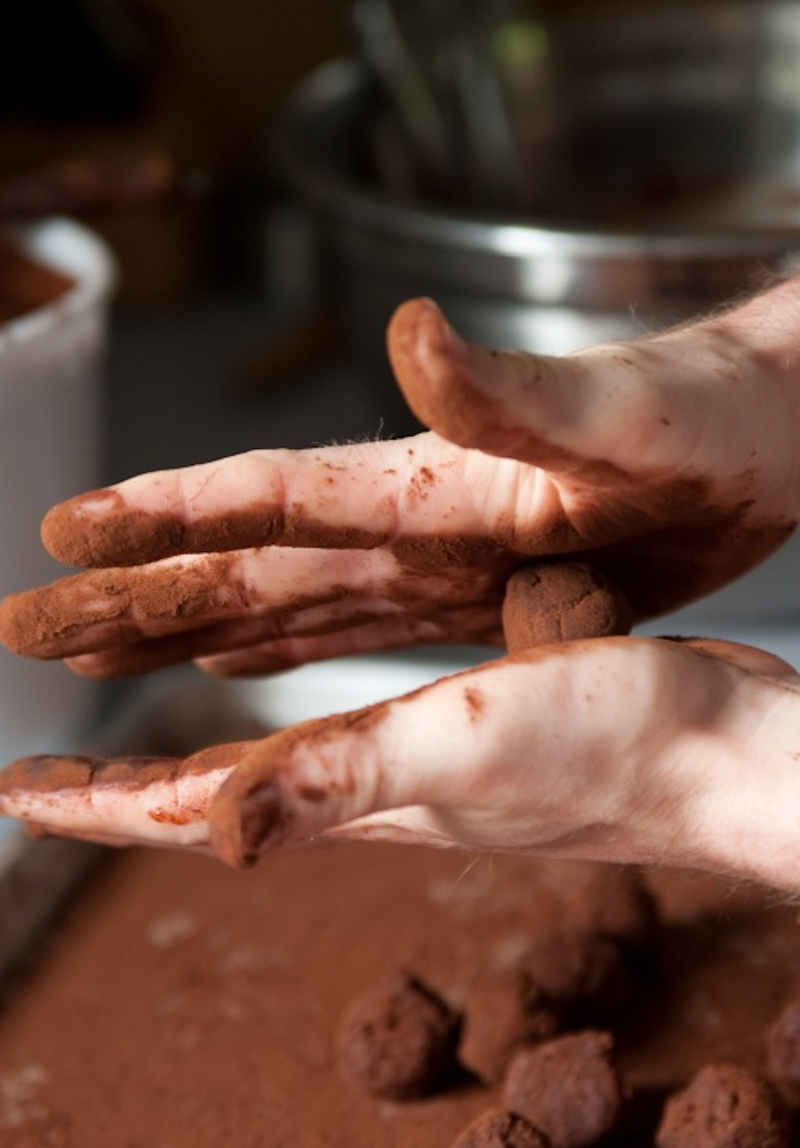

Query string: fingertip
[209,740,296,868]
[40,488,119,565]
[387,297,491,438]
[387,297,538,460]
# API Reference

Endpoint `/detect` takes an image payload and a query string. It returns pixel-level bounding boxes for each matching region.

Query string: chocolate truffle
[503,1030,624,1148]
[766,997,800,1099]
[459,968,560,1085]
[655,1063,790,1148]
[501,563,632,652]
[523,928,632,1025]
[451,1107,551,1148]
[336,970,460,1100]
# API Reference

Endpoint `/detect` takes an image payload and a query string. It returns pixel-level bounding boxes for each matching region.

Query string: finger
[0,741,254,850]
[40,436,492,567]
[0,546,408,660]
[387,298,794,494]
[65,614,451,680]
[194,616,454,678]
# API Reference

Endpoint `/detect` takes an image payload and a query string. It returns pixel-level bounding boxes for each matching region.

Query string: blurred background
[5,0,800,456]
[2,0,800,762]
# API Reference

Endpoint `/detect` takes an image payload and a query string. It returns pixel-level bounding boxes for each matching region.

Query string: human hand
[2,636,799,892]
[1,280,800,678]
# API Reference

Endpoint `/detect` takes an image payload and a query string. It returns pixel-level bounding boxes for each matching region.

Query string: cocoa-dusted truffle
[501,562,632,652]
[459,968,560,1085]
[503,1030,624,1148]
[766,997,800,1099]
[655,1063,790,1148]
[523,928,632,1026]
[336,970,460,1100]
[451,1107,551,1148]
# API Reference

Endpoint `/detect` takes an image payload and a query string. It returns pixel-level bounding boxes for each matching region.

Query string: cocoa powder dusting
[0,555,247,658]
[2,842,800,1145]
[43,495,388,568]
[211,702,390,866]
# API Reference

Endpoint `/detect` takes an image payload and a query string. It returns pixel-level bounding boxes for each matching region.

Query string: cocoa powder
[42,492,388,568]
[0,231,75,324]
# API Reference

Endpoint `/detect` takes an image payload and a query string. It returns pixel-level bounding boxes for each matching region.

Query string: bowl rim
[274,57,800,263]
[0,217,116,349]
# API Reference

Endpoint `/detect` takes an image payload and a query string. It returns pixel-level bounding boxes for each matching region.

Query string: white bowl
[0,218,115,763]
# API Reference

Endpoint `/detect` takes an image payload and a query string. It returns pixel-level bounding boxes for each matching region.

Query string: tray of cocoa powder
[2,651,800,1148]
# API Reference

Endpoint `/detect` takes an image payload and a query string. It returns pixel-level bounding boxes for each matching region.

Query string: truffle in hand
[502,563,632,652]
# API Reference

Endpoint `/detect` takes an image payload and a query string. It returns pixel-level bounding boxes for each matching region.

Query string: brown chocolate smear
[0,555,245,659]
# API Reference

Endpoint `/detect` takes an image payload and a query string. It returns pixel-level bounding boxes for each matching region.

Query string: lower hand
[3,636,799,893]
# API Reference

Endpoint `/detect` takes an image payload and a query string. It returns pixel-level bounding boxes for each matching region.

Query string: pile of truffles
[334,872,800,1148]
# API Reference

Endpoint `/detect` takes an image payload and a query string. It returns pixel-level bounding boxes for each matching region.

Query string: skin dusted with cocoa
[41,488,389,569]
[3,282,799,683]
[388,297,800,614]
[0,742,255,850]
[5,635,800,896]
[210,702,391,868]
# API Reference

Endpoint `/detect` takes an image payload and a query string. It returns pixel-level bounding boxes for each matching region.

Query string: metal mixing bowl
[276,2,800,365]
[274,4,800,622]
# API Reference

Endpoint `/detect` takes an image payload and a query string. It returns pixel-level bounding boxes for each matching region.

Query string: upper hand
[1,283,799,678]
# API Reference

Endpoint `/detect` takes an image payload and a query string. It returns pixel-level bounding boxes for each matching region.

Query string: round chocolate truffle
[655,1063,790,1148]
[503,1029,624,1148]
[523,928,632,1025]
[451,1107,551,1148]
[336,970,460,1100]
[459,968,560,1085]
[501,562,632,653]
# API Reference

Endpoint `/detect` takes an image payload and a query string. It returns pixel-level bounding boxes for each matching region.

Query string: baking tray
[0,646,486,980]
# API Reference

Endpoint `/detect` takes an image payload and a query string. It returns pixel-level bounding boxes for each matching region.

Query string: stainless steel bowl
[275,6,800,623]
[275,2,800,364]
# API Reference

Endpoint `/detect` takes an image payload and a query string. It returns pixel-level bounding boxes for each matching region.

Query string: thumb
[386,297,691,481]
[208,661,532,867]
